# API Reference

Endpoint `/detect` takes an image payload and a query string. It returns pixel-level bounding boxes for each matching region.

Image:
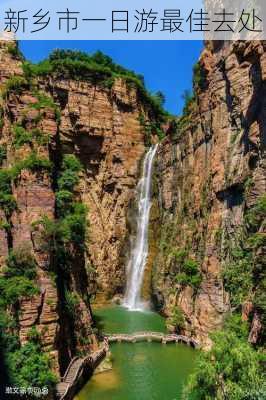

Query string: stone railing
[56,344,108,400]
[104,331,199,348]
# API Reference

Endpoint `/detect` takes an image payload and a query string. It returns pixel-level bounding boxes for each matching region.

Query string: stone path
[105,331,199,348]
[56,345,108,400]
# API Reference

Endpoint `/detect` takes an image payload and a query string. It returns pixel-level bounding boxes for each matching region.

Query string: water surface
[75,306,197,400]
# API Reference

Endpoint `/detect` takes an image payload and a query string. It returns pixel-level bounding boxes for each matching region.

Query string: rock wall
[151,41,266,348]
[0,40,148,379]
[47,77,146,300]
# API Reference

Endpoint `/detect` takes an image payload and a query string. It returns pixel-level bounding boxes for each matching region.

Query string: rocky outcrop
[151,41,266,348]
[0,39,149,381]
[47,77,146,300]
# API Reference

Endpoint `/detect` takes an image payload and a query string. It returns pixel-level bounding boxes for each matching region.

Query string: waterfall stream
[123,145,158,311]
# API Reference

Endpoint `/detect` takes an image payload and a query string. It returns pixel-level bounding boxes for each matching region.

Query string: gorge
[0,38,265,400]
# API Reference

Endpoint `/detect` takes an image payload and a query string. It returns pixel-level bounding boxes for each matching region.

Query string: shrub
[182,90,196,117]
[6,245,37,280]
[2,76,28,97]
[29,92,61,122]
[22,49,167,121]
[0,311,19,353]
[172,249,188,262]
[56,190,73,216]
[63,203,87,245]
[174,254,202,291]
[222,248,253,308]
[0,169,12,193]
[13,125,33,148]
[0,145,6,165]
[13,125,50,148]
[58,154,82,192]
[6,43,23,59]
[246,195,266,231]
[15,152,52,174]
[31,128,50,146]
[29,92,57,111]
[58,169,79,191]
[184,327,265,400]
[0,276,38,306]
[169,307,185,332]
[62,154,82,172]
[65,290,79,317]
[7,340,57,389]
[193,62,208,91]
[0,194,17,217]
[22,60,52,79]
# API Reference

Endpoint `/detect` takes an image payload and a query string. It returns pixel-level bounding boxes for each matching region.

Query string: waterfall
[123,144,158,311]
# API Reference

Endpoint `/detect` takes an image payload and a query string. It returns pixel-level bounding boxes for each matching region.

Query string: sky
[19,41,203,116]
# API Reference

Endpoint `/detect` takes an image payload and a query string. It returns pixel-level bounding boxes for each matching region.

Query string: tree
[183,328,265,400]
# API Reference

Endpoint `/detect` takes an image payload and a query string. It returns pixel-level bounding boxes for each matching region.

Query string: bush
[13,125,33,148]
[174,255,202,291]
[184,327,265,400]
[0,276,38,306]
[58,169,79,191]
[56,190,73,216]
[6,246,37,280]
[62,154,82,172]
[0,194,17,217]
[182,90,196,117]
[13,125,50,148]
[193,62,208,91]
[0,245,38,306]
[31,128,51,146]
[7,340,57,390]
[246,195,266,231]
[58,154,82,192]
[62,203,87,246]
[29,92,57,110]
[2,76,28,97]
[23,49,167,122]
[0,311,19,353]
[0,145,6,165]
[222,248,253,308]
[6,43,23,59]
[169,307,185,332]
[0,169,12,193]
[13,152,52,175]
[22,60,52,79]
[65,290,79,317]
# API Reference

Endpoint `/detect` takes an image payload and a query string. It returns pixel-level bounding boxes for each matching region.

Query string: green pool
[75,306,197,400]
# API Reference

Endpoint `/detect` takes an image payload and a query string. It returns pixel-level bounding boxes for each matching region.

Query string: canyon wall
[48,77,146,300]
[1,37,264,378]
[151,41,266,348]
[0,39,148,380]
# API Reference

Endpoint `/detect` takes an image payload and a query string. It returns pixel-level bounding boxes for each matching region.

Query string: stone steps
[56,383,68,398]
[64,360,83,383]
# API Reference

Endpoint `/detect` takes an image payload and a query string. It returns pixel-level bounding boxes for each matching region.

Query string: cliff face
[151,41,266,348]
[48,78,146,300]
[1,38,264,378]
[0,40,148,379]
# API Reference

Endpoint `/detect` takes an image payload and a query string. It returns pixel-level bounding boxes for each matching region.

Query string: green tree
[7,339,57,390]
[183,328,265,400]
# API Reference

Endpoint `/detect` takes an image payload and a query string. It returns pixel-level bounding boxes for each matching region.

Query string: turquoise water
[75,306,197,400]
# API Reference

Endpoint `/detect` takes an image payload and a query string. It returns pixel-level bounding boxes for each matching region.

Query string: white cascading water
[123,144,158,311]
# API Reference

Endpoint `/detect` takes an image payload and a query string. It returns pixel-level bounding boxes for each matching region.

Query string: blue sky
[19,41,203,116]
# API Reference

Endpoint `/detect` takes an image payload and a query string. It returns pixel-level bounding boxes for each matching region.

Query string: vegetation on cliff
[222,194,266,343]
[23,49,167,123]
[0,247,57,396]
[184,316,266,400]
[0,73,59,395]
